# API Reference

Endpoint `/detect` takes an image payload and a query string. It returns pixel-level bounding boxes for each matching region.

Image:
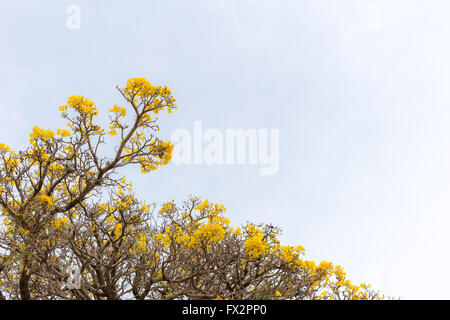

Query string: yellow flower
[57,129,72,137]
[245,234,268,259]
[191,223,226,245]
[125,78,155,99]
[36,194,53,208]
[66,95,97,115]
[159,201,175,214]
[108,129,118,136]
[30,126,54,141]
[114,222,123,239]
[214,296,230,300]
[0,143,10,152]
[54,217,69,229]
[135,233,147,252]
[109,104,127,117]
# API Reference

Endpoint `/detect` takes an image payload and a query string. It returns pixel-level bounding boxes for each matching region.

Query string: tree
[0,77,382,300]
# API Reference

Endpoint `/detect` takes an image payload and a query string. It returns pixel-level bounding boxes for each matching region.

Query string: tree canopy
[0,77,382,300]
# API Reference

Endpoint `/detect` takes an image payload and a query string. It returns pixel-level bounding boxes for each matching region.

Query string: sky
[1,0,450,299]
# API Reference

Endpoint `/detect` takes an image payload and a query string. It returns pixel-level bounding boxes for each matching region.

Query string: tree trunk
[19,255,31,300]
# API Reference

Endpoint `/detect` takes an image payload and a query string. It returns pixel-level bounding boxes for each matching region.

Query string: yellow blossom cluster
[62,95,98,116]
[56,129,71,137]
[139,141,174,174]
[53,217,69,229]
[120,78,177,115]
[245,233,268,259]
[29,126,55,143]
[159,200,175,214]
[0,143,10,152]
[36,194,54,208]
[114,222,123,239]
[191,223,226,244]
[131,232,147,253]
[109,104,127,117]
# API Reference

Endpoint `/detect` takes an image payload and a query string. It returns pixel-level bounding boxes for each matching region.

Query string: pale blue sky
[2,0,450,299]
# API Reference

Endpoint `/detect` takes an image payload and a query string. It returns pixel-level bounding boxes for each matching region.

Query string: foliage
[0,78,381,300]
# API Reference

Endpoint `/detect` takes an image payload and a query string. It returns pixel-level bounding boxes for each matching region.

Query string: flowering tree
[0,78,381,300]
